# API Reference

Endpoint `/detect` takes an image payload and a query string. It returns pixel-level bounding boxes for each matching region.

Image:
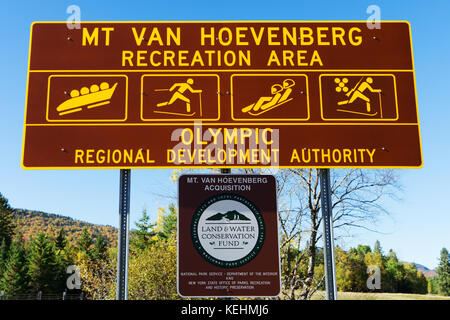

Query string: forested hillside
[13,209,117,247]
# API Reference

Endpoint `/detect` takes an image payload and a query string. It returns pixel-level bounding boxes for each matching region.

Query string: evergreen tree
[402,263,422,293]
[54,227,71,267]
[53,228,73,292]
[346,247,369,291]
[0,193,15,246]
[373,240,383,255]
[436,247,450,296]
[0,239,8,280]
[92,232,108,260]
[412,269,428,294]
[355,244,371,258]
[428,276,439,294]
[54,228,68,254]
[27,232,59,292]
[158,204,177,240]
[364,247,386,291]
[131,209,155,251]
[135,209,152,234]
[77,228,93,256]
[1,235,29,297]
[384,249,403,292]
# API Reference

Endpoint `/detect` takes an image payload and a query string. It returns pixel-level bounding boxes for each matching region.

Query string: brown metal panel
[23,21,422,169]
[178,174,280,297]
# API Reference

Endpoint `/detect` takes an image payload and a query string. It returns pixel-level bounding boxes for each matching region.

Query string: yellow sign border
[22,21,423,169]
[30,20,413,23]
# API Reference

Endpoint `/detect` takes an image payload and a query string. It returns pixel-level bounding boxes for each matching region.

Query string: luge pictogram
[242,79,295,116]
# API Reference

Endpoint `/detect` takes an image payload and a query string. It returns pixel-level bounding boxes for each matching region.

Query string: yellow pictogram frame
[140,74,220,122]
[46,74,128,122]
[319,73,399,121]
[230,74,310,122]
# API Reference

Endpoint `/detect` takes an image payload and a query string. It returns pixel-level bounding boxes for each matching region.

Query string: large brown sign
[23,21,422,169]
[178,174,280,297]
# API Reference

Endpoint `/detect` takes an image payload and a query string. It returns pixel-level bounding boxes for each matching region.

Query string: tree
[265,168,399,299]
[0,235,29,297]
[128,235,178,299]
[27,232,60,292]
[54,228,68,254]
[373,240,383,255]
[355,244,371,258]
[347,247,370,291]
[131,205,177,253]
[53,228,74,293]
[428,276,439,294]
[92,232,108,260]
[436,247,450,296]
[131,209,155,251]
[364,248,386,291]
[384,249,403,292]
[78,251,116,300]
[0,239,8,278]
[126,204,179,299]
[335,246,352,291]
[156,204,177,240]
[77,228,93,256]
[0,193,15,247]
[405,265,427,294]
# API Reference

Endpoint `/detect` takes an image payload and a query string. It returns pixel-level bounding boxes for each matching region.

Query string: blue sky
[0,0,449,269]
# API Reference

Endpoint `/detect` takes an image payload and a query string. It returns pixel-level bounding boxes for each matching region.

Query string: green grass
[311,291,450,300]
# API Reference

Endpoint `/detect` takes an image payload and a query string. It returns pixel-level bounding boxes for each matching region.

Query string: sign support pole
[116,169,131,300]
[319,168,338,300]
[220,167,233,300]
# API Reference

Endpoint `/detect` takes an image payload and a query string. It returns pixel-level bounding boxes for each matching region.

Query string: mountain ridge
[206,210,250,221]
[12,208,117,247]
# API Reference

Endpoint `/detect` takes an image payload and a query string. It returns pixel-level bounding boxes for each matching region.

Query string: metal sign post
[116,169,131,300]
[319,168,338,300]
[220,167,231,301]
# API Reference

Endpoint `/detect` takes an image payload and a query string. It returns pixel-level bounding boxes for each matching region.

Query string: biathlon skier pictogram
[335,77,382,116]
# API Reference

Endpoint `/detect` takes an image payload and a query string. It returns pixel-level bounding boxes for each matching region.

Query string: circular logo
[191,193,265,268]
